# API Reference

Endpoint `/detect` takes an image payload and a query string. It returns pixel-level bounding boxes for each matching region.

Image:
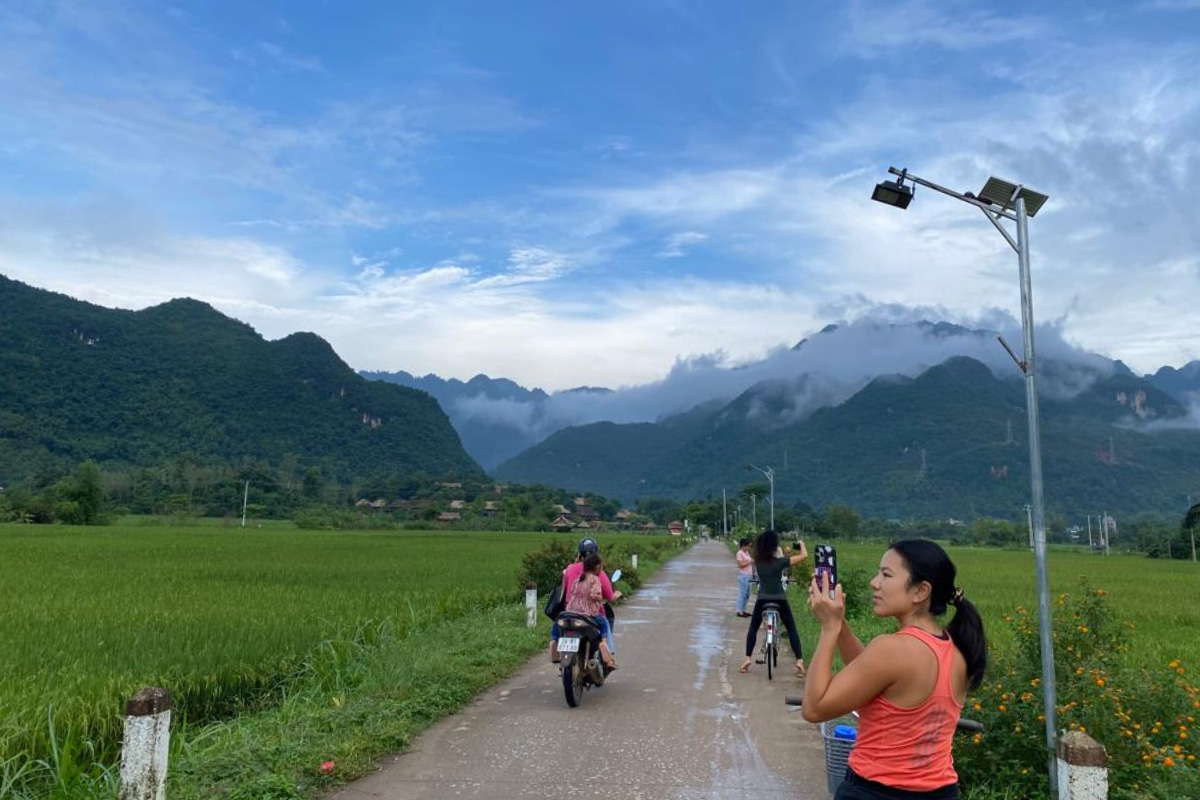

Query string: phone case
[815,545,837,596]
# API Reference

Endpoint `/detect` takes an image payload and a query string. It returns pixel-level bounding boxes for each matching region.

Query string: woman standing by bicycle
[802,539,987,800]
[739,529,807,677]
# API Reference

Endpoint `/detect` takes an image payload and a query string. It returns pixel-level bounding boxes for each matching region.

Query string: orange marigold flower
[1164,757,1175,767]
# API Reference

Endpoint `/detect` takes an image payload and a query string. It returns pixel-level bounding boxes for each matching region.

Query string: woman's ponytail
[946,594,987,691]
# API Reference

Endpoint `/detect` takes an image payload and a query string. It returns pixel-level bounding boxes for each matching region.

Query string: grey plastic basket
[818,715,859,796]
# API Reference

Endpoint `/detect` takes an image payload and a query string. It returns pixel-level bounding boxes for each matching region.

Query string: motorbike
[556,569,620,708]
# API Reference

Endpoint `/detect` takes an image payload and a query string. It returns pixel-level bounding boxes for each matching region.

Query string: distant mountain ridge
[0,275,482,484]
[361,370,612,469]
[494,354,1200,519]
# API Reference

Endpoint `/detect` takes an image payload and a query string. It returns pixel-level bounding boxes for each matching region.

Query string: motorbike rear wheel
[562,653,586,707]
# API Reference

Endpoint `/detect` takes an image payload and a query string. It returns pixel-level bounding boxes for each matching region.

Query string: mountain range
[0,275,481,486]
[5,271,1197,521]
[367,322,1200,520]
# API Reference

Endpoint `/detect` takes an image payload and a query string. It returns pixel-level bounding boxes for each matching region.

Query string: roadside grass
[0,523,683,799]
[169,604,547,799]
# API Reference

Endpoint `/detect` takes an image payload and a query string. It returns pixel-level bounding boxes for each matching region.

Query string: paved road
[333,540,830,800]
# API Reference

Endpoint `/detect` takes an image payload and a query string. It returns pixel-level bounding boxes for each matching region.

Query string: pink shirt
[562,561,614,605]
[565,572,605,617]
[736,549,753,575]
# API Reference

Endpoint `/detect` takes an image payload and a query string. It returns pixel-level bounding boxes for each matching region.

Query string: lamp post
[872,167,1059,792]
[747,464,775,530]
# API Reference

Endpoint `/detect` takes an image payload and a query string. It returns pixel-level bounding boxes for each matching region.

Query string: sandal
[795,661,807,678]
[739,659,752,673]
[603,658,619,671]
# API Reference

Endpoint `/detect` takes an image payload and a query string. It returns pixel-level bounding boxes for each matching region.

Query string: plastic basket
[819,715,858,796]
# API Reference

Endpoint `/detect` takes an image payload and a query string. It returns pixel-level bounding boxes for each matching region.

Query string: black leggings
[744,597,803,659]
[834,769,960,799]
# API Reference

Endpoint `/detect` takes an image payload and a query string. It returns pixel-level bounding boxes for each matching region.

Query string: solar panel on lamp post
[871,167,1059,795]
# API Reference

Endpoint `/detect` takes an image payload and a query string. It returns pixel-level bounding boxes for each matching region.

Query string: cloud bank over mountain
[436,311,1122,448]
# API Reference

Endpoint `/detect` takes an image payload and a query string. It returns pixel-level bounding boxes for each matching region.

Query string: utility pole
[241,480,249,528]
[750,494,757,529]
[722,488,728,538]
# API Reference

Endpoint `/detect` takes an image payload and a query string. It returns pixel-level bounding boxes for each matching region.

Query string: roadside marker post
[119,687,172,800]
[525,582,537,628]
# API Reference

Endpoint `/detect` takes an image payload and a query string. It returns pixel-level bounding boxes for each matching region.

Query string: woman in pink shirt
[564,553,619,670]
[550,537,622,662]
[735,537,754,617]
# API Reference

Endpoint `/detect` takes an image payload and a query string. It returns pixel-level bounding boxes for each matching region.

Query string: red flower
[320,760,336,776]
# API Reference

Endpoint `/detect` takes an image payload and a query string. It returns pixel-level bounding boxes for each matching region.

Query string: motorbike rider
[549,537,623,662]
[564,552,619,670]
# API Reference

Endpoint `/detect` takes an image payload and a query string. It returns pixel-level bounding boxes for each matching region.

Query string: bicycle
[757,601,782,680]
[749,576,789,681]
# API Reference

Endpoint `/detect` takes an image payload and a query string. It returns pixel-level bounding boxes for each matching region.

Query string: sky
[1,0,1198,392]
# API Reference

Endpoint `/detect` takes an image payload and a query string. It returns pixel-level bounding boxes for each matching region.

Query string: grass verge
[165,543,685,799]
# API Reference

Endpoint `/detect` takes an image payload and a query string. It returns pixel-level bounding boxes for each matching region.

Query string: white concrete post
[525,582,537,628]
[1056,731,1108,800]
[631,553,638,570]
[119,687,172,800]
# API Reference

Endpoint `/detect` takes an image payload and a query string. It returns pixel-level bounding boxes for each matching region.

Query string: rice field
[824,542,1200,668]
[3,526,1195,797]
[0,523,655,787]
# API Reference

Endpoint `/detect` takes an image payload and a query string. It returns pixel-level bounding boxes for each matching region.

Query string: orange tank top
[847,627,963,791]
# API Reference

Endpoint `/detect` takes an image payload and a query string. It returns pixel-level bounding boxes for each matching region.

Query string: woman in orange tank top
[801,540,987,800]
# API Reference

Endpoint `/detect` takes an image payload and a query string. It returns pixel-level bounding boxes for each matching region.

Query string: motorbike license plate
[558,636,581,653]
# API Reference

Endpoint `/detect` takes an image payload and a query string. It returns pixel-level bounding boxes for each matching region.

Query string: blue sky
[1,0,1198,390]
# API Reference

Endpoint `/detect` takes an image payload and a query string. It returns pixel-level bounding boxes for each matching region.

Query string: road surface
[332,540,831,800]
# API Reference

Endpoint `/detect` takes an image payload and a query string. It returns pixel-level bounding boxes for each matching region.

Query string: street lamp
[746,463,775,530]
[872,166,1058,791]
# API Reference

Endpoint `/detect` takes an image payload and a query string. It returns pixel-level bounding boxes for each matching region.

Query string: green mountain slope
[0,275,482,483]
[497,356,1200,519]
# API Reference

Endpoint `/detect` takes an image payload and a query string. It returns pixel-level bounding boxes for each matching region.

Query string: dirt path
[332,540,830,799]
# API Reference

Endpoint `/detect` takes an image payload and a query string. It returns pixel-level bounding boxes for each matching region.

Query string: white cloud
[843,0,1047,55]
[657,231,709,258]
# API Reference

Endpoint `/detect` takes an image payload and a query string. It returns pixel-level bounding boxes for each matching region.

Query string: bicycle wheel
[765,633,775,681]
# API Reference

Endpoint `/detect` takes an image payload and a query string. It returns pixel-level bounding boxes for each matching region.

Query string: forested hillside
[0,275,481,485]
[497,356,1200,519]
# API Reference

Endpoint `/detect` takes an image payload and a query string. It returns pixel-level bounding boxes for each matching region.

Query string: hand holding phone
[814,545,837,599]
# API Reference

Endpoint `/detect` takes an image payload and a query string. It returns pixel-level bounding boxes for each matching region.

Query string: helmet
[578,537,599,557]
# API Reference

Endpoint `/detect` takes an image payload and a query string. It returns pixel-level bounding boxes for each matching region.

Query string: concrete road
[333,540,831,800]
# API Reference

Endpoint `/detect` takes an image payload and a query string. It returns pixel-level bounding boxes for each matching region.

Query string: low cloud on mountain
[446,311,1120,446]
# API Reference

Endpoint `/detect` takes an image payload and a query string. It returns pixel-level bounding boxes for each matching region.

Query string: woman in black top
[740,529,809,676]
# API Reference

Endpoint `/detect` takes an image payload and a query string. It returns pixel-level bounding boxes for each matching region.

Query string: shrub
[516,538,577,595]
[957,582,1199,799]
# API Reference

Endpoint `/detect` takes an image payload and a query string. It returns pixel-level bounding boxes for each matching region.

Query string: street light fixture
[746,463,775,530]
[872,165,1059,791]
[871,169,915,209]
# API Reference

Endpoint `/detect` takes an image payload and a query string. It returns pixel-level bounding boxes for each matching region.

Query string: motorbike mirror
[611,569,623,583]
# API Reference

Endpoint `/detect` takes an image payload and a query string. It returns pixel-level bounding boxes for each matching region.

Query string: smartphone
[815,545,838,598]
